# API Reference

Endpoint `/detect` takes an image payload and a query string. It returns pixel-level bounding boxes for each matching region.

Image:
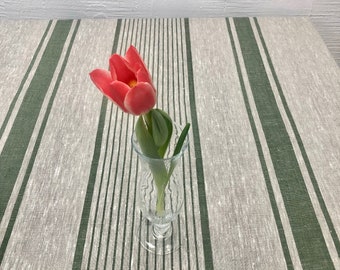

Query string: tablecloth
[1,17,340,269]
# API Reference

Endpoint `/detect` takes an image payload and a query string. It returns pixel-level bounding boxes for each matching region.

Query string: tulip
[89,45,156,115]
[89,44,191,217]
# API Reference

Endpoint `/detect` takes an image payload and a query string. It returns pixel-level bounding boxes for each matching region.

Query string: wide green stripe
[72,19,122,270]
[0,19,79,264]
[0,20,73,222]
[184,18,214,270]
[0,21,53,140]
[225,18,293,270]
[254,17,340,257]
[234,17,335,269]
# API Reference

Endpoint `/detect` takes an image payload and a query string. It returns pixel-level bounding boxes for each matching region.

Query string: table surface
[0,17,340,270]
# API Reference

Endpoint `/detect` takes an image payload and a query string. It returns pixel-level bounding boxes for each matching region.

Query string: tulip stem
[156,187,166,216]
[148,162,169,216]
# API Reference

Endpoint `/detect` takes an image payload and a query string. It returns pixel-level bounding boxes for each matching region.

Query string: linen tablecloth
[0,17,339,269]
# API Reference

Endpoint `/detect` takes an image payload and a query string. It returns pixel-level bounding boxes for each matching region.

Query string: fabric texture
[0,17,339,269]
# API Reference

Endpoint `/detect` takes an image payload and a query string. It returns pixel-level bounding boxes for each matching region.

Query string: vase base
[137,217,185,255]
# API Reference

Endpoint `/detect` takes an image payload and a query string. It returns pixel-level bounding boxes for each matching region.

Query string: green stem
[156,188,165,215]
[149,162,169,216]
[135,114,189,217]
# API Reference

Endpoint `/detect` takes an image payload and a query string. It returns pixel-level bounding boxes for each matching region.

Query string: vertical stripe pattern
[72,18,210,269]
[0,20,79,263]
[230,17,337,269]
[0,20,74,220]
[1,17,339,270]
[184,18,214,270]
[226,18,294,270]
[253,17,340,257]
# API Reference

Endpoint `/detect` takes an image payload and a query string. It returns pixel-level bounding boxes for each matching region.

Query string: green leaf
[155,109,173,157]
[173,123,190,156]
[135,115,160,159]
[167,123,190,178]
[151,110,169,147]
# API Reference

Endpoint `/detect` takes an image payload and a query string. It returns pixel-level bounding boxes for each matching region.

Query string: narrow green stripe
[107,111,125,266]
[234,17,335,269]
[72,97,108,270]
[85,105,114,270]
[118,118,135,268]
[133,20,147,270]
[179,18,199,268]
[130,158,140,269]
[184,18,214,270]
[129,19,145,269]
[119,19,145,267]
[100,107,118,269]
[254,17,340,257]
[111,114,130,268]
[166,18,171,114]
[104,20,132,269]
[136,211,143,269]
[109,20,134,266]
[171,18,183,268]
[226,18,293,269]
[0,21,53,140]
[0,20,73,221]
[0,19,79,263]
[72,19,122,270]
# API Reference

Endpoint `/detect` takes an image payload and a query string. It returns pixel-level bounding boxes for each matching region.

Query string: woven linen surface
[0,17,339,270]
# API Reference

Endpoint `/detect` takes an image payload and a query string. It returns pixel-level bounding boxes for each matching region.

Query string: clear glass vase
[132,123,189,255]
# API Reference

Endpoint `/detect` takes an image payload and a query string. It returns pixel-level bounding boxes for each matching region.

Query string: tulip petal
[124,82,156,115]
[90,69,129,112]
[89,69,112,94]
[107,81,130,112]
[126,46,152,81]
[136,68,153,84]
[109,54,136,85]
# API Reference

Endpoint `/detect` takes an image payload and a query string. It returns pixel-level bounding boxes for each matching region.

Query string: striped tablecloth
[1,17,340,270]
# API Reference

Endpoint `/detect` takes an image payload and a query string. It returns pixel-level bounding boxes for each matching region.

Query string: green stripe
[179,18,199,268]
[72,99,108,270]
[85,105,114,270]
[0,21,53,140]
[0,20,73,221]
[72,19,122,270]
[184,18,214,270]
[118,18,145,268]
[172,18,185,268]
[102,21,131,269]
[109,20,134,268]
[103,100,125,268]
[226,18,293,270]
[234,17,335,269]
[124,19,142,268]
[0,19,79,263]
[254,17,340,257]
[111,113,130,268]
[118,117,135,268]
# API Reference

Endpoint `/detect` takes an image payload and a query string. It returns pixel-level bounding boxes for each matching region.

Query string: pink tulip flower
[90,45,156,115]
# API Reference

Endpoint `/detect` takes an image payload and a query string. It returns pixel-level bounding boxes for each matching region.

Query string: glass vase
[132,122,189,255]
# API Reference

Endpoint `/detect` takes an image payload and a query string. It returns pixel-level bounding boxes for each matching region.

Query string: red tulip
[90,45,156,115]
